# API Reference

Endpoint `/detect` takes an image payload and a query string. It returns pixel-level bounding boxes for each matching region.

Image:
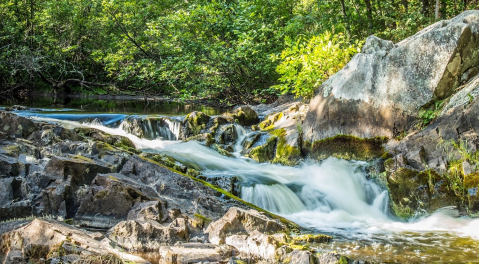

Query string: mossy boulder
[292,234,332,244]
[75,127,135,151]
[185,132,215,146]
[211,144,234,157]
[270,129,302,166]
[387,167,459,219]
[246,136,278,163]
[183,111,211,138]
[224,106,259,126]
[259,112,283,130]
[464,172,479,211]
[0,111,38,138]
[305,135,387,161]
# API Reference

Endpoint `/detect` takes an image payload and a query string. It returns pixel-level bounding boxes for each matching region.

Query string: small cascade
[118,116,182,140]
[164,118,181,140]
[232,123,247,156]
[241,183,306,214]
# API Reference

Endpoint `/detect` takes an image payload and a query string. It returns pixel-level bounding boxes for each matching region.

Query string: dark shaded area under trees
[0,0,478,105]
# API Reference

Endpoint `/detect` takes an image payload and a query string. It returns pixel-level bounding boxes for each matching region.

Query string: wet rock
[182,111,211,138]
[74,173,158,228]
[211,144,234,157]
[75,127,135,150]
[158,243,236,264]
[0,154,20,177]
[185,133,215,146]
[206,207,286,245]
[244,135,277,163]
[215,124,237,145]
[224,106,259,126]
[0,111,37,138]
[44,155,112,185]
[119,155,247,222]
[0,219,148,264]
[464,172,479,211]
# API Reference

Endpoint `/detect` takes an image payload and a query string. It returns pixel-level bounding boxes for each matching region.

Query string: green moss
[338,256,349,264]
[94,190,109,199]
[247,136,278,163]
[185,133,215,146]
[307,134,387,161]
[380,151,393,160]
[185,111,210,136]
[2,145,20,157]
[383,158,395,172]
[138,155,301,233]
[292,234,332,244]
[464,172,479,189]
[194,213,212,222]
[64,219,73,225]
[269,128,302,166]
[259,112,283,130]
[71,155,94,163]
[211,144,234,157]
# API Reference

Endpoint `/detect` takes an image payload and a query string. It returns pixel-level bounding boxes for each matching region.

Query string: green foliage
[418,100,444,127]
[0,0,475,102]
[272,32,362,98]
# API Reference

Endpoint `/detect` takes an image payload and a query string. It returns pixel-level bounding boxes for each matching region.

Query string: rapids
[11,107,479,263]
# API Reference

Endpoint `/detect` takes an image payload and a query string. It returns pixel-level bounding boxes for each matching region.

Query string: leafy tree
[272,32,362,98]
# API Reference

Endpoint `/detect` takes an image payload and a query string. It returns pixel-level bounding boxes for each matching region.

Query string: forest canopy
[1,0,477,104]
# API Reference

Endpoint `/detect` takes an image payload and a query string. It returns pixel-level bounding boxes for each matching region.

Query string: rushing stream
[5,103,479,263]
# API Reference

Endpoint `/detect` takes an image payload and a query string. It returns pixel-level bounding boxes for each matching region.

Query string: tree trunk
[364,0,373,35]
[435,0,440,19]
[464,0,467,10]
[340,0,351,39]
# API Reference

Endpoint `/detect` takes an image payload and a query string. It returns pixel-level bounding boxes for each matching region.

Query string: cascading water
[26,111,479,262]
[119,116,181,140]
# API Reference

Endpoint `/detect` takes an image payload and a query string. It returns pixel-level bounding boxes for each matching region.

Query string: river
[2,99,479,263]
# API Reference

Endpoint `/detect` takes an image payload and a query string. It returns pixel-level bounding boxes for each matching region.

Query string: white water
[30,114,479,261]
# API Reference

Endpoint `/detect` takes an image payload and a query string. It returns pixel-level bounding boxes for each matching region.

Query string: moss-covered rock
[464,172,479,211]
[292,234,332,244]
[185,133,215,146]
[211,144,234,157]
[270,129,302,166]
[224,106,259,126]
[259,112,283,130]
[246,136,278,163]
[387,167,459,219]
[75,127,136,152]
[183,111,211,137]
[306,135,387,161]
[140,153,188,173]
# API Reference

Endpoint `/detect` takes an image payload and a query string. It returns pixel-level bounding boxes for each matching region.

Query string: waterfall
[118,116,181,140]
[233,123,247,156]
[164,118,181,140]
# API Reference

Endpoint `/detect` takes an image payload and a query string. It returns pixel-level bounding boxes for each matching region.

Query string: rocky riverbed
[2,9,479,264]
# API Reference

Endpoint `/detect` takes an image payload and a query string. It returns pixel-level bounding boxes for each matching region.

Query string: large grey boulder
[0,219,148,264]
[205,207,286,245]
[303,11,479,142]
